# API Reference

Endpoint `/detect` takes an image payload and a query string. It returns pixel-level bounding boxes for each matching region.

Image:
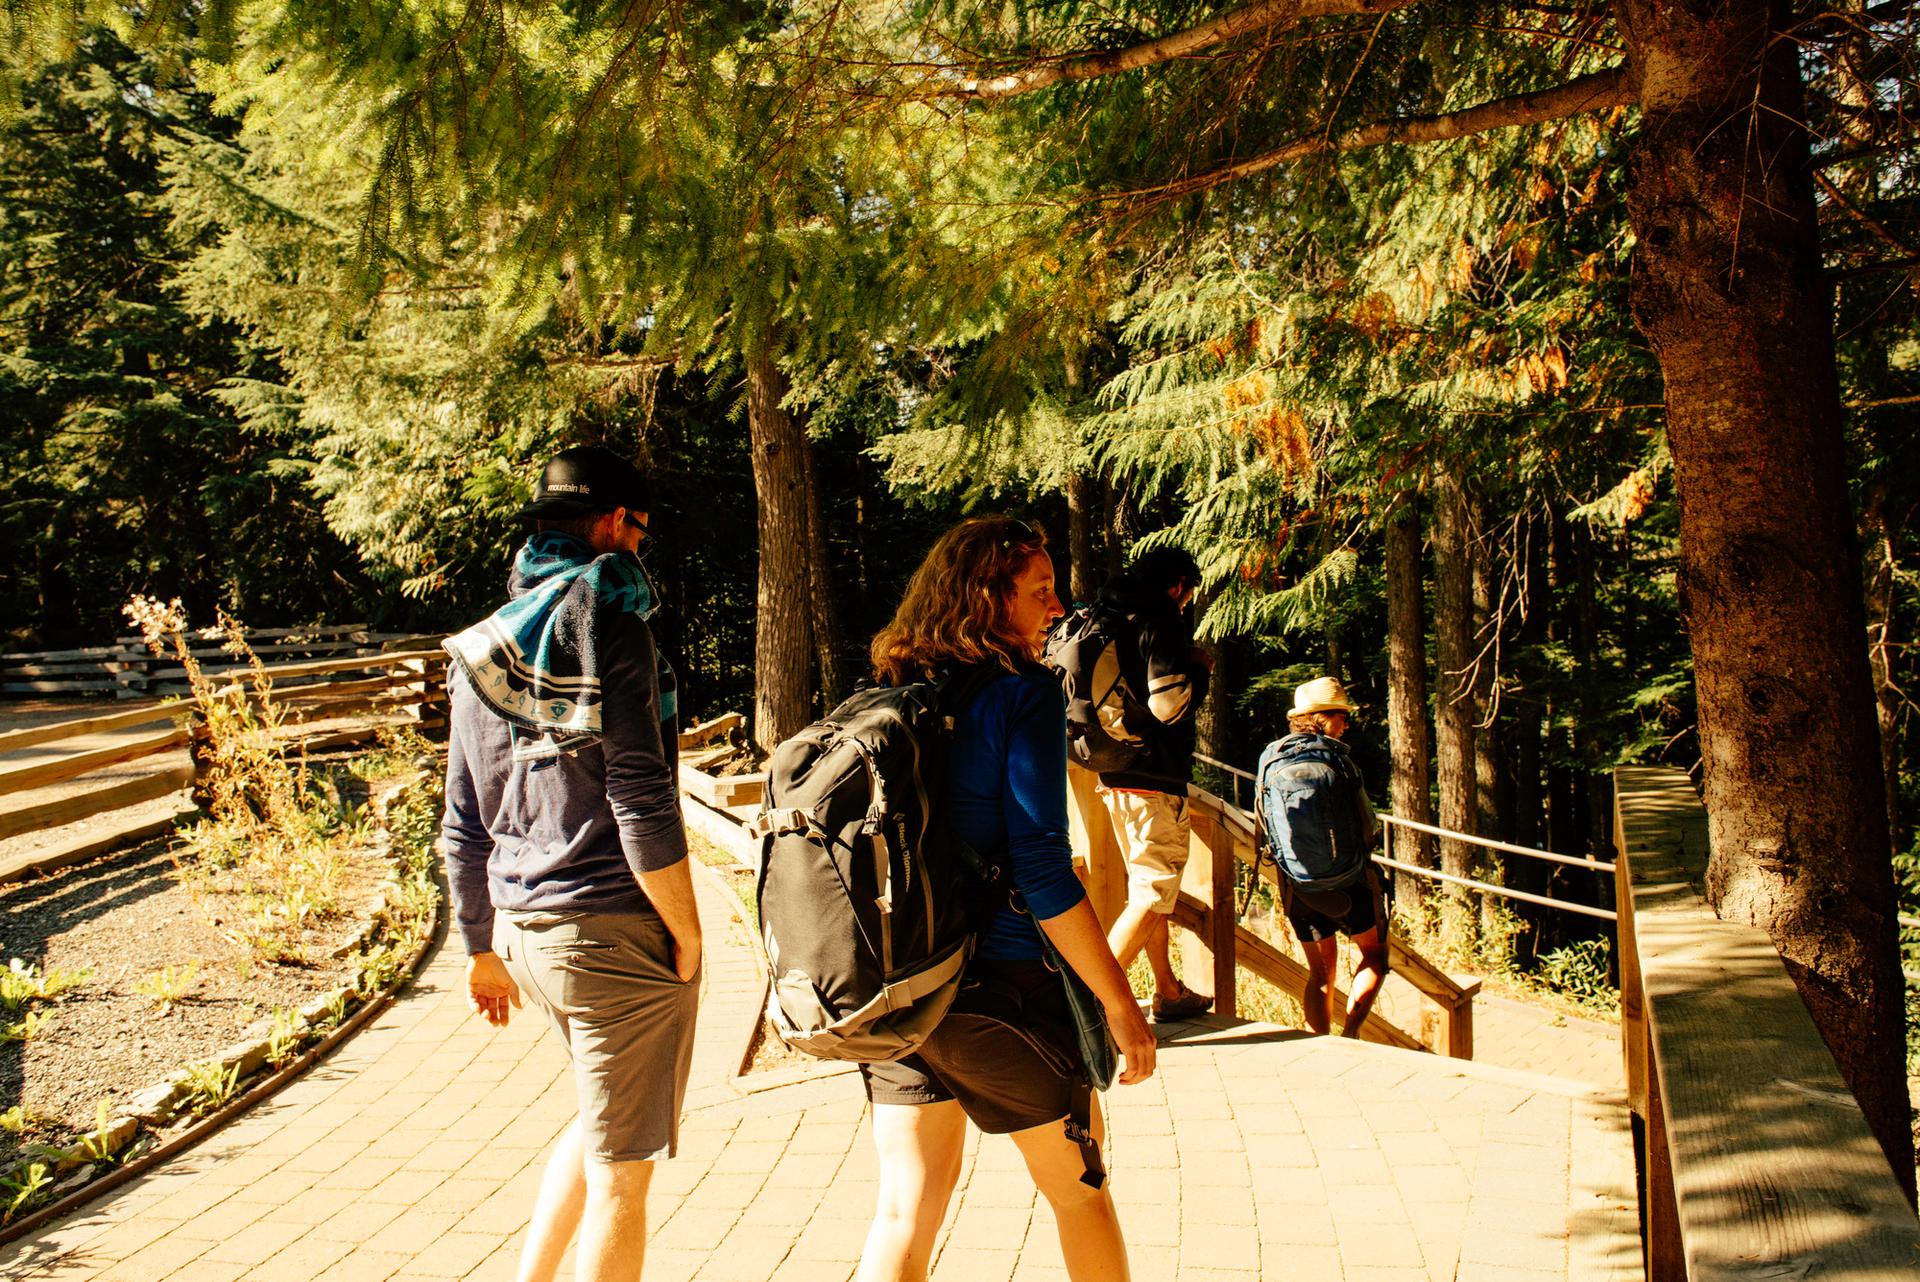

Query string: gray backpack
[1043,605,1147,773]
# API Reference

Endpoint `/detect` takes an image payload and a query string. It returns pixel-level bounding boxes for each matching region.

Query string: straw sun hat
[1290,676,1356,718]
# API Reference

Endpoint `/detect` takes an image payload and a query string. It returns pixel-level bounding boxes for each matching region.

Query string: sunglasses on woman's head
[998,519,1038,549]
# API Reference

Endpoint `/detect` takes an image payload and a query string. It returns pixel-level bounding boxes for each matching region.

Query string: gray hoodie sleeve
[440,669,500,954]
[601,614,689,876]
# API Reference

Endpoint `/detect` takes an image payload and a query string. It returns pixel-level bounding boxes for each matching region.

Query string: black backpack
[751,666,1007,1061]
[1043,604,1147,774]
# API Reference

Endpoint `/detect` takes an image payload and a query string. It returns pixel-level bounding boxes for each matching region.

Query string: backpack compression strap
[746,807,829,841]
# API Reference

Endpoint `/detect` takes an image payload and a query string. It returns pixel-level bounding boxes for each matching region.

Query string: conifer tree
[0,30,359,643]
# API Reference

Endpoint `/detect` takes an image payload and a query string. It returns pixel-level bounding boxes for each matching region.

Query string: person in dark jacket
[1095,547,1215,1023]
[440,447,700,1282]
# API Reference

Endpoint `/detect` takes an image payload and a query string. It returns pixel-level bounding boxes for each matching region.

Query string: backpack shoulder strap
[936,660,1011,718]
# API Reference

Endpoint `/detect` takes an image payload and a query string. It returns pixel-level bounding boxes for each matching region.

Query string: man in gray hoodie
[441,446,700,1282]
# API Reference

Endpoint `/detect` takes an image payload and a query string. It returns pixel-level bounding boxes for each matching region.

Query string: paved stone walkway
[1,871,1641,1282]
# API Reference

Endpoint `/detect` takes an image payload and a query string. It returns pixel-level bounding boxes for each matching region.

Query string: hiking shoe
[1151,987,1213,1023]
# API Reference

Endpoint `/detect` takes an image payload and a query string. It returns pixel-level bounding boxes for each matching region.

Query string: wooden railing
[1067,767,1482,1059]
[0,624,432,698]
[0,648,447,845]
[1197,749,1615,923]
[1612,766,1920,1278]
[673,731,1482,1059]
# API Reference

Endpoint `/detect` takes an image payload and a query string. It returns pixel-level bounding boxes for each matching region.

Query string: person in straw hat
[1256,675,1389,1038]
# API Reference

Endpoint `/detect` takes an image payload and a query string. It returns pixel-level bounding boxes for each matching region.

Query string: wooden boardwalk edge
[1613,765,1920,1278]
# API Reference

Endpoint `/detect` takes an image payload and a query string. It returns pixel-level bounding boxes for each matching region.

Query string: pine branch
[935,0,1422,99]
[1107,65,1633,203]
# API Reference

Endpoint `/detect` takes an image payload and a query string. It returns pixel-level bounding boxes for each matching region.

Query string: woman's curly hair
[871,516,1050,685]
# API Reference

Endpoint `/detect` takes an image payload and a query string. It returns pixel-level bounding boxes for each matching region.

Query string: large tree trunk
[1617,0,1913,1194]
[1066,469,1100,605]
[1509,510,1552,960]
[1863,486,1902,850]
[1470,500,1503,841]
[1432,465,1480,941]
[744,338,815,754]
[799,427,846,707]
[1471,515,1514,943]
[1385,500,1436,915]
[1545,507,1592,862]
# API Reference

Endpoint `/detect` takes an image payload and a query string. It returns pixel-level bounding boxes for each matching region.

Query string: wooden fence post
[1209,807,1237,1019]
[1066,766,1127,929]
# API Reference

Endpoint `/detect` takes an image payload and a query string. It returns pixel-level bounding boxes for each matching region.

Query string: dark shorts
[1284,866,1389,944]
[860,959,1081,1134]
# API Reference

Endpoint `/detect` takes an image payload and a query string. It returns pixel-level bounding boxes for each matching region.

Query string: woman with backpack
[1258,676,1390,1038]
[855,516,1157,1282]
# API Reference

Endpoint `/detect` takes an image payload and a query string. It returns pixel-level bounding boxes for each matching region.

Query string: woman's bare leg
[856,1100,967,1282]
[1009,1100,1129,1282]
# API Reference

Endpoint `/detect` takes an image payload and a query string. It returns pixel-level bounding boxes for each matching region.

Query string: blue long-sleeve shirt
[439,610,687,954]
[951,663,1087,960]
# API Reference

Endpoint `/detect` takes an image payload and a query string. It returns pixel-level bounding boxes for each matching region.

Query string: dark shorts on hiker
[860,959,1082,1133]
[1283,865,1389,944]
[495,908,700,1162]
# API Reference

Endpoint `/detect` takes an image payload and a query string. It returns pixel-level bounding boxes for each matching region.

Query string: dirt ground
[0,735,397,1169]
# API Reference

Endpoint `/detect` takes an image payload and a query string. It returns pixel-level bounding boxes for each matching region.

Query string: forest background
[1,0,1917,1182]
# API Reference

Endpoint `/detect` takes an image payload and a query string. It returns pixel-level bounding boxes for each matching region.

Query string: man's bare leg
[578,1157,653,1282]
[517,1120,586,1282]
[1107,906,1190,1005]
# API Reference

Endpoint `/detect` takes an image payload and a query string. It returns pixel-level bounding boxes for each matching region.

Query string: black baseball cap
[516,446,653,521]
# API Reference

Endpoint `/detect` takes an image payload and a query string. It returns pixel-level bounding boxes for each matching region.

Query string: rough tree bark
[744,338,815,754]
[1863,485,1902,850]
[1469,497,1510,843]
[1509,511,1553,959]
[1432,465,1480,938]
[798,425,846,707]
[1385,500,1437,912]
[1616,0,1913,1193]
[1470,512,1512,941]
[1194,606,1232,770]
[1066,469,1100,604]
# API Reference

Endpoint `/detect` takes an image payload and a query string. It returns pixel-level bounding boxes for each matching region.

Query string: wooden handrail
[1186,785,1481,1058]
[1377,812,1616,872]
[172,648,447,687]
[0,649,450,850]
[0,763,196,842]
[1168,895,1430,1052]
[1613,766,1920,1278]
[1373,853,1619,922]
[1063,771,1477,1058]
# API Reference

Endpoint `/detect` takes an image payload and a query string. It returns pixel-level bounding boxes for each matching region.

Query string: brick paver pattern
[1,874,1641,1281]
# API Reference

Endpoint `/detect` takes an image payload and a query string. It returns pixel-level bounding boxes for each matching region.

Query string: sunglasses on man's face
[623,512,650,540]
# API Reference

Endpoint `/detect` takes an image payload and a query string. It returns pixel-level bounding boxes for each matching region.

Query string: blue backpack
[1255,733,1372,891]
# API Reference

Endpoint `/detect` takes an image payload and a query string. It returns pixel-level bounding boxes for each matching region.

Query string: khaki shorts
[495,909,700,1162]
[1103,788,1191,914]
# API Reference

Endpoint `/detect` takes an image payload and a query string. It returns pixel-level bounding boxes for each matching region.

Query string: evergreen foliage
[0,33,360,645]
